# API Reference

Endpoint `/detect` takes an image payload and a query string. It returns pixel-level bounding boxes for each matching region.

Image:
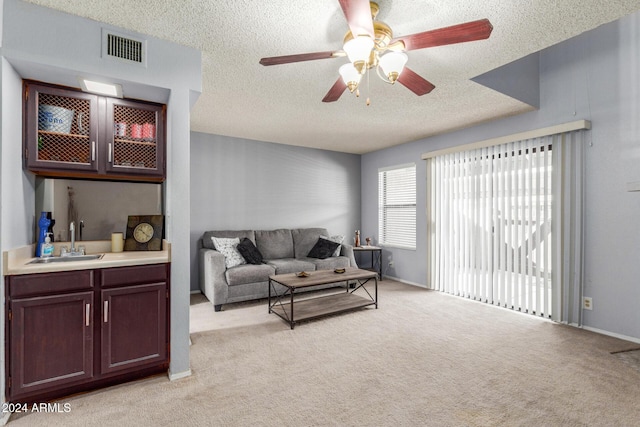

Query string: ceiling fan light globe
[339,63,362,90]
[379,52,408,80]
[343,35,374,65]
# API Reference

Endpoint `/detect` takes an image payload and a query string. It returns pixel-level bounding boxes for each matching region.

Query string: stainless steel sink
[27,254,104,264]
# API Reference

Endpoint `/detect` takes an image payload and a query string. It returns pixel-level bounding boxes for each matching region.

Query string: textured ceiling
[24,0,640,154]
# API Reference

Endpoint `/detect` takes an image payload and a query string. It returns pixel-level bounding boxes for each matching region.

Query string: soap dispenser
[41,233,54,258]
[36,212,51,257]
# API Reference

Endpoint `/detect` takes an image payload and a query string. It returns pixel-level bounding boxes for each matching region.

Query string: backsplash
[35,177,162,241]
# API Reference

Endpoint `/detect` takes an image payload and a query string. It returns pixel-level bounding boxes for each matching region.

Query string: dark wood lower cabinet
[5,263,170,403]
[101,283,167,375]
[10,292,94,399]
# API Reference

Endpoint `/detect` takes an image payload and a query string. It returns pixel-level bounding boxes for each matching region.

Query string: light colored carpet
[9,280,640,426]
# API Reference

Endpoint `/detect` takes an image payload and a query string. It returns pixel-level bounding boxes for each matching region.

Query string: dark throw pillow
[307,237,341,260]
[236,237,263,265]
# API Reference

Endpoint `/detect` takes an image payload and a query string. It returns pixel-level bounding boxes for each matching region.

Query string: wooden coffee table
[268,267,378,329]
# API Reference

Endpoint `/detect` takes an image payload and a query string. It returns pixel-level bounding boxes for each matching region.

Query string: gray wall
[362,11,640,341]
[190,132,361,291]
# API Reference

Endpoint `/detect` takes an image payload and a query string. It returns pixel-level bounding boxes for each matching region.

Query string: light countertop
[3,240,170,276]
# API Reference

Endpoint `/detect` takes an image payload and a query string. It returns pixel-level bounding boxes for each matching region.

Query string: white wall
[361,10,640,341]
[1,0,201,380]
[0,56,35,417]
[190,132,361,291]
[1,58,35,248]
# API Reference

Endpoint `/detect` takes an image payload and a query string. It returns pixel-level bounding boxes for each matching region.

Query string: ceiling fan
[259,0,493,103]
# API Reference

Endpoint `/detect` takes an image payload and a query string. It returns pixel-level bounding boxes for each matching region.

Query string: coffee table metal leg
[290,288,295,329]
[375,276,378,308]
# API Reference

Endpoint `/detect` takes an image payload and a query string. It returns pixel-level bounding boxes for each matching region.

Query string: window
[378,163,416,249]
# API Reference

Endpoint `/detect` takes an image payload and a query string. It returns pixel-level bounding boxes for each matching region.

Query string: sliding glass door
[428,138,553,317]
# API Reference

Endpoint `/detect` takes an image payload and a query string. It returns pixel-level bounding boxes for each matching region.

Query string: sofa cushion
[225,263,276,286]
[320,234,344,257]
[255,229,294,259]
[203,230,255,249]
[237,237,263,265]
[211,237,246,269]
[302,256,350,271]
[308,238,341,259]
[292,228,329,259]
[266,258,316,275]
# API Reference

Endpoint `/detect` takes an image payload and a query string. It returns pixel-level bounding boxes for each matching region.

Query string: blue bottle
[36,212,51,257]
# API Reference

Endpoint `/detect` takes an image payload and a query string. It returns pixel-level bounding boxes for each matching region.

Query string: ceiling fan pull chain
[366,65,371,106]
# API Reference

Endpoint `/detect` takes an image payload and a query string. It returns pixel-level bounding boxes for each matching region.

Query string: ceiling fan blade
[393,19,493,51]
[322,77,347,103]
[397,67,435,96]
[259,51,343,66]
[339,0,374,38]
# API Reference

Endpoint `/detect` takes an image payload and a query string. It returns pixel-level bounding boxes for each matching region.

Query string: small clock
[124,215,164,251]
[133,222,154,243]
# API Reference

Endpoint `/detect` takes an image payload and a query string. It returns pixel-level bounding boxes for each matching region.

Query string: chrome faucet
[61,221,84,257]
[70,221,76,253]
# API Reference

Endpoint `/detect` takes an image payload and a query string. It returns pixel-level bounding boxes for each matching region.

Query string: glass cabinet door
[106,99,164,177]
[27,85,99,172]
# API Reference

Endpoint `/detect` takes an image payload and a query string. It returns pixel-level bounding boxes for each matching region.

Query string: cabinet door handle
[91,141,96,161]
[108,143,112,163]
[104,301,109,323]
[85,303,90,327]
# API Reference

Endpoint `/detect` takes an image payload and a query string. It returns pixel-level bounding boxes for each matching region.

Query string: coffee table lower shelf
[269,268,378,329]
[270,293,374,327]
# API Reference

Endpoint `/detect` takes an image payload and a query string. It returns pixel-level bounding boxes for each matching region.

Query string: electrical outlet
[388,260,394,267]
[583,297,593,310]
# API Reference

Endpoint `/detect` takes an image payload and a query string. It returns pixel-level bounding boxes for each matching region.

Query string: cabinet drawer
[9,270,94,298]
[100,264,167,288]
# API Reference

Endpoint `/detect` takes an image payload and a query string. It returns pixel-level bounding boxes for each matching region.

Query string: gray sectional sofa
[198,228,357,311]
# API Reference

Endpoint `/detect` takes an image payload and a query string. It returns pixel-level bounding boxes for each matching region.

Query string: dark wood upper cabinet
[24,81,166,182]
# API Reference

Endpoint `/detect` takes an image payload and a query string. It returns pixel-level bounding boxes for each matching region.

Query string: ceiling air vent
[102,29,146,66]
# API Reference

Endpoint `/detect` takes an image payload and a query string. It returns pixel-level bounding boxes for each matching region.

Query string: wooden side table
[353,246,382,280]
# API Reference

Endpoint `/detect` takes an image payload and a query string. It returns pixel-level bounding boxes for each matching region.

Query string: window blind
[429,139,554,316]
[378,164,416,249]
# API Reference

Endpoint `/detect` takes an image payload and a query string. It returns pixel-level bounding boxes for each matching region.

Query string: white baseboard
[578,325,640,345]
[168,368,192,381]
[422,290,640,345]
[383,275,427,288]
[190,289,201,294]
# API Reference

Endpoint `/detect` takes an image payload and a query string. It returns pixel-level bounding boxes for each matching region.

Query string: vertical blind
[429,138,553,317]
[378,164,416,249]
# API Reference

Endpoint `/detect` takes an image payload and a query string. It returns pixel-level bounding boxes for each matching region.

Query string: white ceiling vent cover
[102,29,147,66]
